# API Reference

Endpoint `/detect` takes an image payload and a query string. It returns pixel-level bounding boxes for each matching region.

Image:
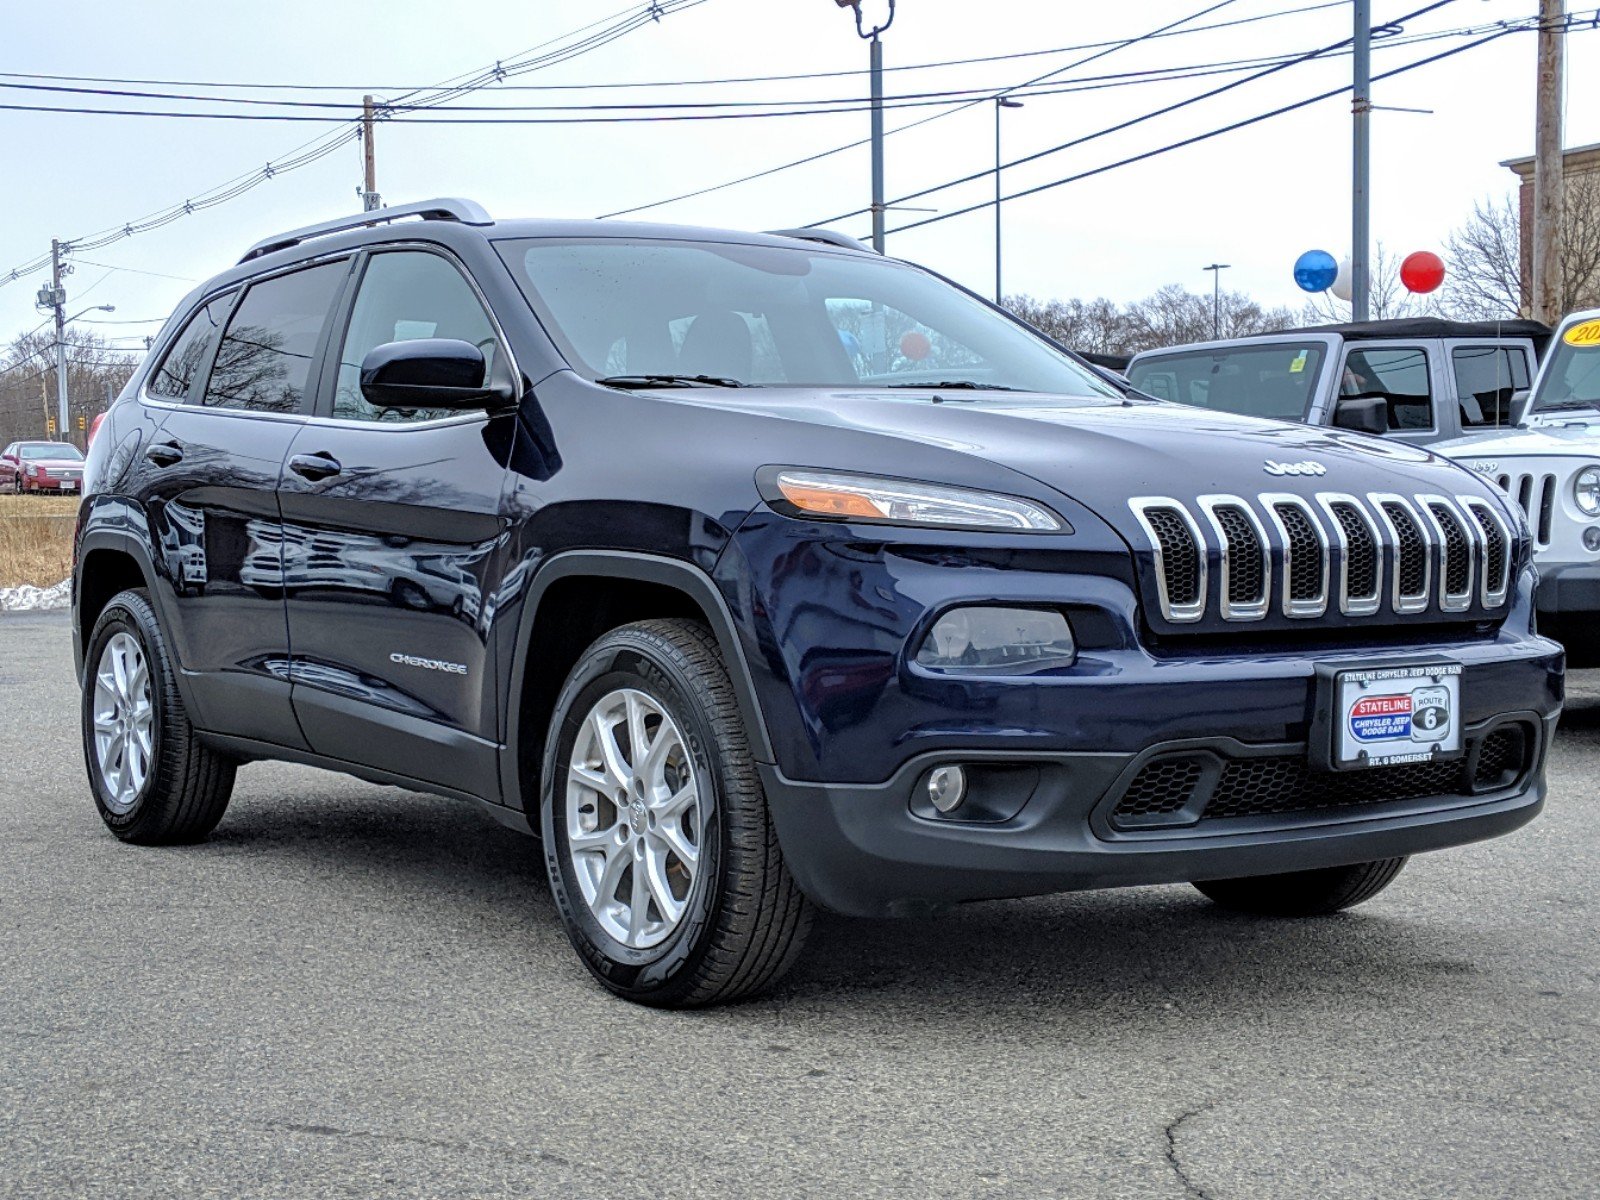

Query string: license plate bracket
[1310,659,1464,772]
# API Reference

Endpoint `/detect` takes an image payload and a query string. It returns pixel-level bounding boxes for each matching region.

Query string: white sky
[3,0,1598,347]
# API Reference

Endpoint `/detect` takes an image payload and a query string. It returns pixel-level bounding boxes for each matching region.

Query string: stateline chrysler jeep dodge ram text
[72,200,1563,1006]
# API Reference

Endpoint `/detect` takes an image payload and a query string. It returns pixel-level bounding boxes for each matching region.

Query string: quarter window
[332,251,500,423]
[202,262,347,413]
[148,294,232,401]
[1341,347,1433,431]
[1451,345,1530,428]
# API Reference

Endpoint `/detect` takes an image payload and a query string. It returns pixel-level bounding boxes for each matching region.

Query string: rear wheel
[1192,857,1407,916]
[541,619,812,1007]
[82,589,236,843]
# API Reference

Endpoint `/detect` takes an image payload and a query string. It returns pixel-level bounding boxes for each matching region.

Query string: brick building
[1502,141,1600,314]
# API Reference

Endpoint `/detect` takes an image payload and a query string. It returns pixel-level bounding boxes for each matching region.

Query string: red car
[1,441,85,494]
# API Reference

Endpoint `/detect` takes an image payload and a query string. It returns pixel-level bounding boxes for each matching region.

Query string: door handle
[144,440,184,468]
[289,452,342,481]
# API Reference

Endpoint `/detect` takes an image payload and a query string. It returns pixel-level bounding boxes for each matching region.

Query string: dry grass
[0,494,77,588]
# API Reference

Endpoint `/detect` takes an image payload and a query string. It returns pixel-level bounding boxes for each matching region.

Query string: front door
[1336,343,1439,446]
[279,247,515,794]
[133,259,351,747]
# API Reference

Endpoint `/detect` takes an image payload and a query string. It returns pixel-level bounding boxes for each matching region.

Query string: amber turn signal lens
[775,480,885,520]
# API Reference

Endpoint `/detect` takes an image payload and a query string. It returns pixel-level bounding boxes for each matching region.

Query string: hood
[1434,412,1600,463]
[706,390,1495,512]
[24,457,83,470]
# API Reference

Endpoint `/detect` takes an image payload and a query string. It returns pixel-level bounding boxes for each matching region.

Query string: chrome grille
[1495,471,1557,548]
[1130,491,1512,625]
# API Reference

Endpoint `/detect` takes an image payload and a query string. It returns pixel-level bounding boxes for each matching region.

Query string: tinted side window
[1452,346,1530,428]
[333,251,499,423]
[148,295,232,401]
[202,262,346,413]
[1342,347,1433,431]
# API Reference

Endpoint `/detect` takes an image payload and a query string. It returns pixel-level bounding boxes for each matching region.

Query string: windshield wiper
[883,380,1024,391]
[597,373,751,389]
[1534,400,1600,413]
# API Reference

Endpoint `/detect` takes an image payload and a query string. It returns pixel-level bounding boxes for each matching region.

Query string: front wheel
[1192,857,1407,916]
[541,619,812,1007]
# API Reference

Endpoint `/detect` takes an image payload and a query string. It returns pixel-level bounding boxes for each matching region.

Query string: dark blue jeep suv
[72,199,1563,1006]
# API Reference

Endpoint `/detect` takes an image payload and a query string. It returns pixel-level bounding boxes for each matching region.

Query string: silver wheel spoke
[565,686,705,951]
[90,632,154,815]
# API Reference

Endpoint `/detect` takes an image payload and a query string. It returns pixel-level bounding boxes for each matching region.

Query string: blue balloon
[1293,249,1338,293]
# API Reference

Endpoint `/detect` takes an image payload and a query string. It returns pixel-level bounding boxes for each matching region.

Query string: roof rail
[239,197,493,264]
[765,228,876,254]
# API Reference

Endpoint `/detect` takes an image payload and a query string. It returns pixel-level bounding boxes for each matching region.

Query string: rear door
[278,246,516,793]
[1443,339,1535,433]
[134,259,351,747]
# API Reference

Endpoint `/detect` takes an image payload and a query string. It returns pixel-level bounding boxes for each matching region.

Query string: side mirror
[1333,395,1387,436]
[359,338,515,411]
[1508,388,1532,426]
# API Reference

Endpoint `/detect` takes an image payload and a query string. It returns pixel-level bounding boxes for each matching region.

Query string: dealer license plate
[1330,662,1462,769]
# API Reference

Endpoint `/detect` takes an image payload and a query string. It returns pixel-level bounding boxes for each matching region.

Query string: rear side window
[1451,345,1530,428]
[148,295,232,401]
[202,262,347,413]
[1341,347,1433,431]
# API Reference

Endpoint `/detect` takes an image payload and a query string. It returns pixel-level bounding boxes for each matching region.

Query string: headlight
[1575,466,1600,516]
[915,606,1076,674]
[763,469,1064,532]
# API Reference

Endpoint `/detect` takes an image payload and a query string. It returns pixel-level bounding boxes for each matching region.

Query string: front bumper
[24,476,81,491]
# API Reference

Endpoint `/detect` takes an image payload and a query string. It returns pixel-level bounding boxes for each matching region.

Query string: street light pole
[836,0,897,253]
[994,97,1024,304]
[1203,263,1230,339]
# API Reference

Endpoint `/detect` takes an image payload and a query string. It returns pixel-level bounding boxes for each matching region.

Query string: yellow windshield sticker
[1289,349,1308,373]
[1564,318,1600,347]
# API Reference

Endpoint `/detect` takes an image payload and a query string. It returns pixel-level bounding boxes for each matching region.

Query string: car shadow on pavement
[195,773,1506,1030]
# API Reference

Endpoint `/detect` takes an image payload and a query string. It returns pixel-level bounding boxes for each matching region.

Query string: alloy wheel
[565,687,705,949]
[91,631,155,814]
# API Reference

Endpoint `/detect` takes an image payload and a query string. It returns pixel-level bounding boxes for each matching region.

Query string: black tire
[81,589,236,844]
[1192,857,1407,916]
[541,618,812,1008]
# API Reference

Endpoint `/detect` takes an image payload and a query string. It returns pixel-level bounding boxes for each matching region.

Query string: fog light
[1585,526,1600,553]
[915,606,1076,674]
[926,765,967,814]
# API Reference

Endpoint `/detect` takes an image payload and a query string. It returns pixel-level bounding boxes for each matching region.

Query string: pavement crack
[1163,1103,1215,1200]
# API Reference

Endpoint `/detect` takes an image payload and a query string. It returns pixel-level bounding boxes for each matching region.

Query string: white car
[1431,308,1600,665]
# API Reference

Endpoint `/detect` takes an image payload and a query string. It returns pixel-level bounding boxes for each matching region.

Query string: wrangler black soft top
[1267,317,1552,346]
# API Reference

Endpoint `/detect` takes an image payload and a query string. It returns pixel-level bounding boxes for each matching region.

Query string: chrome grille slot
[1200,496,1270,620]
[1129,498,1207,623]
[1501,472,1558,549]
[1461,496,1512,607]
[1418,495,1475,612]
[1316,493,1382,616]
[1370,494,1432,614]
[1536,474,1556,544]
[1262,494,1328,618]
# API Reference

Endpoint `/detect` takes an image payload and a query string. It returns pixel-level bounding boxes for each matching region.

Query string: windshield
[1126,343,1326,421]
[1534,319,1600,411]
[18,442,82,461]
[494,237,1119,396]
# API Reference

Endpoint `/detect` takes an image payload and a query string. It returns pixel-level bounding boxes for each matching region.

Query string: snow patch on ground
[0,579,69,612]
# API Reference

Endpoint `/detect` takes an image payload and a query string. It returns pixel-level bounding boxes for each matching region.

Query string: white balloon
[1331,257,1354,303]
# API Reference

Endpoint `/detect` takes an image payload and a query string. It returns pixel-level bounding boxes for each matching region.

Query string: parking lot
[1,608,1596,1199]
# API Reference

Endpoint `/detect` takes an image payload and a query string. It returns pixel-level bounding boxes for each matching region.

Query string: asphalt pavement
[1,609,1596,1199]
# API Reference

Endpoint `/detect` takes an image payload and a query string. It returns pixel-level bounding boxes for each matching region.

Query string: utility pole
[1352,0,1372,322]
[835,0,896,253]
[1532,0,1565,322]
[39,372,50,440]
[994,97,1024,303]
[1203,264,1230,338]
[49,240,68,444]
[361,95,382,212]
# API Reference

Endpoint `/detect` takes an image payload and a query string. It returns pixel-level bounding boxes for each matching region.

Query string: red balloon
[1400,250,1446,294]
[900,330,932,361]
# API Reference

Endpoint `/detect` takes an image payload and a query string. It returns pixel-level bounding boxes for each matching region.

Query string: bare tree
[0,328,140,447]
[1441,177,1600,319]
[1122,284,1296,353]
[1002,294,1132,355]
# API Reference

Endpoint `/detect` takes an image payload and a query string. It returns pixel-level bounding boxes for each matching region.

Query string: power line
[882,25,1548,239]
[0,2,1350,95]
[808,0,1460,227]
[0,0,707,293]
[599,0,1248,219]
